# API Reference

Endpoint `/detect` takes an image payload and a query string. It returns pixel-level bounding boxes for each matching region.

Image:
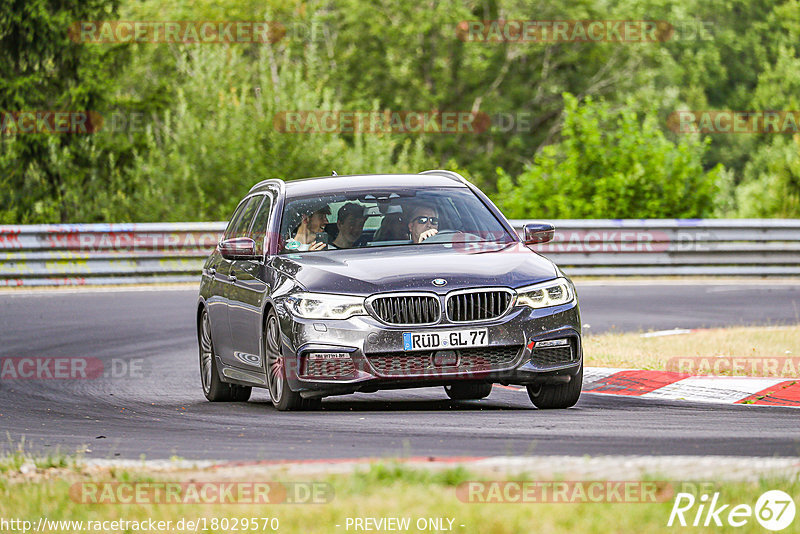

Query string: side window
[223,200,250,240]
[250,195,274,256]
[229,196,263,239]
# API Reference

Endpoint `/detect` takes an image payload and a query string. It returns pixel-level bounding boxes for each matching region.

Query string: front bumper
[277,301,582,397]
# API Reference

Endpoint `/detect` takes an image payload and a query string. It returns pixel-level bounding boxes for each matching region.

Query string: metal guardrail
[0,223,222,286]
[514,219,800,277]
[1,220,798,286]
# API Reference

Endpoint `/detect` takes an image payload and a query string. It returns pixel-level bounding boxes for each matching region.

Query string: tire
[264,309,304,411]
[526,366,582,409]
[444,382,493,400]
[198,308,252,402]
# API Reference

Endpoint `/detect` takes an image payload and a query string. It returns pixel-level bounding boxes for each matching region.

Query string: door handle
[230,272,237,282]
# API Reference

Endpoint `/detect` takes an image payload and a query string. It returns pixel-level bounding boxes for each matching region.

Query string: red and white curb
[499,368,800,406]
[581,367,800,407]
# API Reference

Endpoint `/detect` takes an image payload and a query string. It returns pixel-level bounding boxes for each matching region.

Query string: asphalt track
[0,282,798,460]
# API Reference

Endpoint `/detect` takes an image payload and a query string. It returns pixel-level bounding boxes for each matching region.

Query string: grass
[1,460,798,533]
[584,325,800,376]
[0,435,76,474]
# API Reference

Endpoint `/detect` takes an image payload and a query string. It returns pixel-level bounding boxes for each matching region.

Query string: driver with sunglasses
[407,203,439,243]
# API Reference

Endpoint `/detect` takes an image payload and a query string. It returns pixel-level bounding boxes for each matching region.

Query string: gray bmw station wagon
[197,170,582,410]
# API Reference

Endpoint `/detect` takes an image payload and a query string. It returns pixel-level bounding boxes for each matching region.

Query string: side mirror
[523,223,555,245]
[219,237,258,260]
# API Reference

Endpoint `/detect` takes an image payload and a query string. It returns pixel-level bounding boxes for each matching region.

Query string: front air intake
[446,289,513,322]
[369,293,441,325]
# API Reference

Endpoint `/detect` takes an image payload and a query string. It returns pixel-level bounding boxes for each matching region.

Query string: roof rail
[418,169,470,185]
[249,178,286,193]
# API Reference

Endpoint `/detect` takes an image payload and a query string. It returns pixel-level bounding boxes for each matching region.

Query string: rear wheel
[526,366,582,409]
[198,309,252,402]
[265,309,305,411]
[444,383,492,400]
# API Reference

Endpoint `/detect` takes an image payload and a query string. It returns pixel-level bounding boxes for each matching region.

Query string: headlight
[285,292,367,319]
[515,278,575,309]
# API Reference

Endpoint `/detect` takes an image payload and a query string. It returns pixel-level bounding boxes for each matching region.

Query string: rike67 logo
[668,490,796,531]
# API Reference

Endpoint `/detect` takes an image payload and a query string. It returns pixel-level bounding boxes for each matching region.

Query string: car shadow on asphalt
[241,396,536,412]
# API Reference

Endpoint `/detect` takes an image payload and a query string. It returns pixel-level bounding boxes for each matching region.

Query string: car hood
[271,242,558,295]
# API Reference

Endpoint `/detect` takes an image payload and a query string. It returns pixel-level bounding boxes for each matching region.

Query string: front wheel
[526,366,582,409]
[198,309,251,402]
[444,383,492,400]
[264,309,305,411]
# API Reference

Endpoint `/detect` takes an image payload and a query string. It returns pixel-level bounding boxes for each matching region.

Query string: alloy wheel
[265,312,284,403]
[199,310,213,394]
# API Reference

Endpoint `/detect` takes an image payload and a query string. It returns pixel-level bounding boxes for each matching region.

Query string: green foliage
[0,435,75,474]
[494,94,724,219]
[0,0,126,223]
[2,0,800,221]
[109,45,433,221]
[346,462,473,494]
[735,135,800,217]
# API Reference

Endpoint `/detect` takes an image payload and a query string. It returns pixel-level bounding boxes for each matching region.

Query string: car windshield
[279,186,516,253]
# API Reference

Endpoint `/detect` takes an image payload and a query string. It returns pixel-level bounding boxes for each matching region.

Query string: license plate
[402,328,488,351]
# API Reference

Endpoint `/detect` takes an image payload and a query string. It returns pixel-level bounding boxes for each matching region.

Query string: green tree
[493,94,725,219]
[735,135,800,217]
[111,45,434,221]
[4,0,800,222]
[0,0,125,223]
[315,0,678,189]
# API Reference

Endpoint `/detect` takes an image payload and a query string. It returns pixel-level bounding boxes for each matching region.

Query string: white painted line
[641,329,692,338]
[641,377,786,404]
[0,284,197,296]
[573,278,800,286]
[582,367,633,385]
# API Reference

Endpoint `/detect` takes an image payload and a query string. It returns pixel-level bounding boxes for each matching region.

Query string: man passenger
[330,202,367,249]
[407,204,439,243]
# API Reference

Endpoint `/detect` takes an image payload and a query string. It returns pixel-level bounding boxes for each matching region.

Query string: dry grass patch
[584,325,800,376]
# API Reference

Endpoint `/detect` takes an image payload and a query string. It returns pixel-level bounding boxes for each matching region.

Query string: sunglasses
[413,216,439,225]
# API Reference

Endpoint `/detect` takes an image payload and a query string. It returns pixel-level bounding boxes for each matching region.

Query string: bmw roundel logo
[432,278,447,287]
